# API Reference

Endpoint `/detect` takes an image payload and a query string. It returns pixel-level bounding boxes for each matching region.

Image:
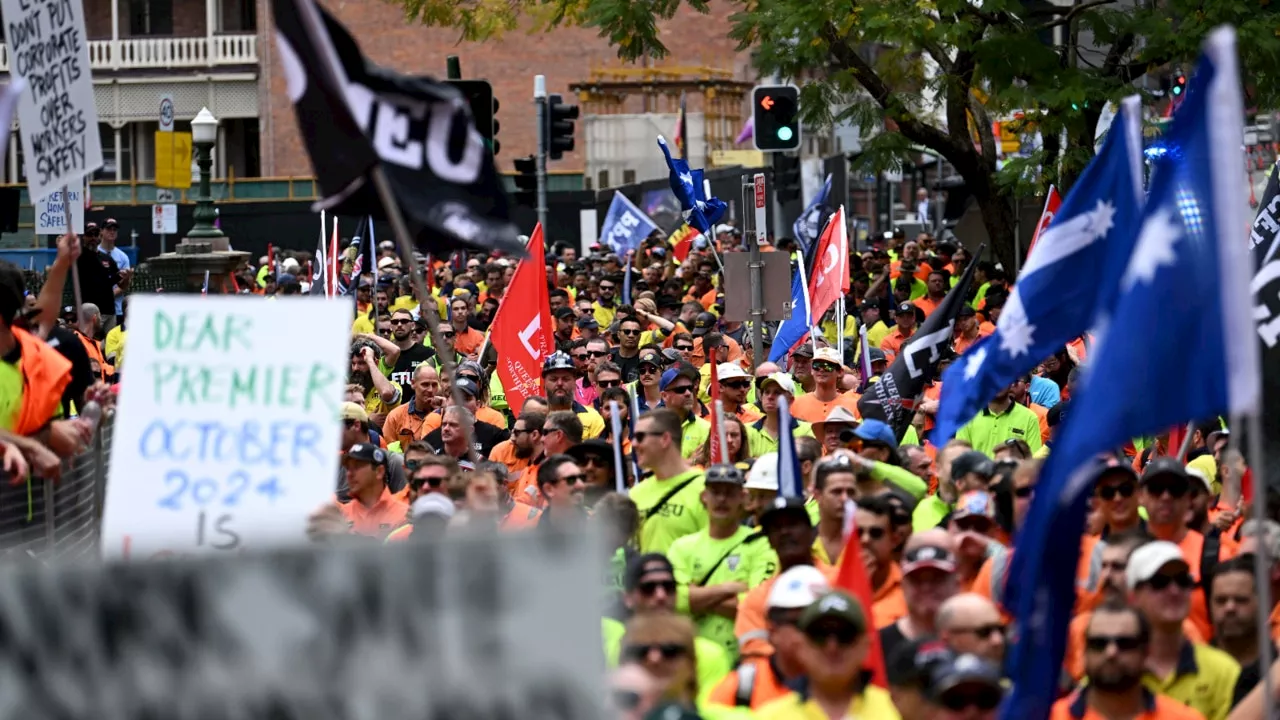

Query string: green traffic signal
[777,127,793,142]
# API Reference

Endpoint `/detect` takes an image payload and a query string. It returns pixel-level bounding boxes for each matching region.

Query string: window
[129,0,173,36]
[219,0,257,32]
[95,124,134,181]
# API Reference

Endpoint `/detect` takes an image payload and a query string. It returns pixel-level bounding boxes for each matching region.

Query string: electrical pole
[534,75,549,236]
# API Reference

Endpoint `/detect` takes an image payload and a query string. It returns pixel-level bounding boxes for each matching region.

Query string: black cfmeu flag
[1250,161,1280,495]
[271,0,525,258]
[859,246,984,440]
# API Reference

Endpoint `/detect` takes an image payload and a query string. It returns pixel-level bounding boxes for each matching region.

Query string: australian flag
[657,136,727,234]
[793,173,833,262]
[931,96,1147,447]
[1000,27,1260,720]
[768,267,812,363]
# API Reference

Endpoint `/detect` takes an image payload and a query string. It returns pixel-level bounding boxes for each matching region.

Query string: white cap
[718,363,750,382]
[1126,541,1189,590]
[378,256,399,269]
[411,492,456,521]
[767,565,831,609]
[715,224,736,235]
[746,453,780,491]
[814,347,842,366]
[281,257,300,271]
[759,372,796,396]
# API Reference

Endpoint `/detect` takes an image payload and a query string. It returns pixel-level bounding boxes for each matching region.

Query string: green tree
[399,0,1280,271]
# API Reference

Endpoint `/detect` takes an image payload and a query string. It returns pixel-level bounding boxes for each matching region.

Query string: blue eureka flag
[932,95,1146,447]
[657,135,726,234]
[793,173,832,260]
[767,268,812,363]
[601,191,659,255]
[1000,27,1260,720]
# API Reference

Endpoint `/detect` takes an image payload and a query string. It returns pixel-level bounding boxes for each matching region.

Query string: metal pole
[1245,410,1275,720]
[748,207,765,371]
[934,154,944,233]
[534,75,549,239]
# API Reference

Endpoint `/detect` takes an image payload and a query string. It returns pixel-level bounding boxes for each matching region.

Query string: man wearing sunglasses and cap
[668,464,773,659]
[789,347,860,425]
[98,219,132,317]
[746,372,814,458]
[541,351,605,440]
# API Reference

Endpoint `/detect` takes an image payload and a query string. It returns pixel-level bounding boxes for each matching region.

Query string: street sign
[159,94,175,132]
[156,189,177,203]
[154,131,193,189]
[753,173,767,247]
[723,251,792,322]
[151,204,177,234]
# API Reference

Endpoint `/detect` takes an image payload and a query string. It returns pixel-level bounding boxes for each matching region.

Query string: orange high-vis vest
[74,329,111,382]
[12,327,72,436]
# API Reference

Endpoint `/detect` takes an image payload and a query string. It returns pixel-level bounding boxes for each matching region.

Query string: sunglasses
[389,318,413,325]
[621,642,686,662]
[640,365,659,374]
[721,380,751,390]
[581,455,609,468]
[556,473,587,485]
[954,516,994,534]
[953,623,1005,639]
[634,431,655,443]
[343,418,360,428]
[858,526,887,541]
[805,623,860,646]
[512,428,533,436]
[1097,482,1137,500]
[1142,572,1195,591]
[542,426,563,436]
[1013,486,1035,499]
[588,350,610,358]
[674,345,694,352]
[1144,479,1189,498]
[619,329,641,336]
[637,579,677,596]
[418,473,448,489]
[599,285,616,292]
[439,331,456,339]
[1085,634,1145,653]
[814,362,840,373]
[572,354,589,361]
[939,687,1003,712]
[598,379,622,388]
[666,385,694,395]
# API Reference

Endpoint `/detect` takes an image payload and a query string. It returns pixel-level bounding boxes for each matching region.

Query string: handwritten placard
[1,0,104,202]
[102,296,351,559]
[34,183,84,234]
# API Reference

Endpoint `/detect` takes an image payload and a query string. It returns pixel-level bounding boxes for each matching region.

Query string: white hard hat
[746,452,780,491]
[766,565,831,609]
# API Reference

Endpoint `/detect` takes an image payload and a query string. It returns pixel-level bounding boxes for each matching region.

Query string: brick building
[0,0,756,184]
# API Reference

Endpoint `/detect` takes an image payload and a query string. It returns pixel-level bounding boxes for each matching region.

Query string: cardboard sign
[0,532,606,718]
[34,184,85,234]
[1,0,104,202]
[101,296,351,559]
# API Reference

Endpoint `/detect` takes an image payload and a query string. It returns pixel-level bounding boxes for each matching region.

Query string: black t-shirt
[611,349,641,384]
[425,420,509,460]
[43,325,95,415]
[1231,644,1276,705]
[76,250,119,316]
[389,343,436,399]
[879,621,910,668]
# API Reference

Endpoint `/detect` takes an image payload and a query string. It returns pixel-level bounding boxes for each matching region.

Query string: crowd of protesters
[4,219,1280,720]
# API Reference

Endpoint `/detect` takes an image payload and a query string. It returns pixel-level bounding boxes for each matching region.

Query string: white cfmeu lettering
[345,82,484,184]
[519,315,542,359]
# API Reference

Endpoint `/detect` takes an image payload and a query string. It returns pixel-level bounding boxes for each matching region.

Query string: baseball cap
[717,363,750,382]
[957,305,976,318]
[345,442,387,466]
[553,306,576,320]
[853,419,896,449]
[577,316,599,330]
[858,300,881,313]
[901,544,957,576]
[925,653,1004,703]
[791,344,815,359]
[951,450,996,480]
[867,348,887,365]
[456,377,481,398]
[1126,541,1190,590]
[340,402,369,424]
[767,565,831,609]
[691,312,718,337]
[542,352,578,376]
[887,638,952,688]
[1143,456,1191,484]
[952,490,997,521]
[814,347,842,366]
[798,590,866,637]
[103,218,119,229]
[638,349,662,368]
[759,372,796,395]
[715,224,737,235]
[377,256,399,270]
[894,301,916,316]
[84,222,100,236]
[411,492,456,521]
[566,439,613,466]
[624,553,675,591]
[705,463,746,486]
[746,453,780,491]
[759,496,812,530]
[660,365,698,392]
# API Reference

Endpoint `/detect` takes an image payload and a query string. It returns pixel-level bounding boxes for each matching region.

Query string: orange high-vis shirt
[879,328,913,365]
[1153,526,1234,642]
[338,487,409,540]
[736,561,836,658]
[706,657,793,710]
[788,392,861,424]
[488,440,534,476]
[453,326,486,356]
[1049,688,1206,720]
[382,403,433,445]
[502,501,542,529]
[510,462,545,509]
[913,296,941,318]
[871,564,908,629]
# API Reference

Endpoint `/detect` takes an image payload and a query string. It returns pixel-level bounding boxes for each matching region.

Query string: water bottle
[79,400,102,434]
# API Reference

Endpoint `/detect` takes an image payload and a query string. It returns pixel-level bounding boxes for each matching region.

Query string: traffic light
[513,156,537,207]
[774,154,801,203]
[545,93,579,161]
[1173,73,1186,96]
[446,79,497,154]
[752,85,801,152]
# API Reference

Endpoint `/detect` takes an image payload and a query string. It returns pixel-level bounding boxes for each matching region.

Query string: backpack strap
[1200,528,1222,608]
[734,662,757,708]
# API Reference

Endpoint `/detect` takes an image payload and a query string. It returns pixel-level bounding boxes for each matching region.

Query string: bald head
[937,593,1006,663]
[79,303,100,324]
[937,593,1000,631]
[755,362,781,379]
[413,363,439,382]
[905,528,954,555]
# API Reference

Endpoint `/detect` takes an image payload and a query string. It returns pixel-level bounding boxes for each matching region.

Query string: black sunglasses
[1142,572,1195,591]
[953,623,1005,639]
[1144,479,1189,499]
[939,687,1003,712]
[722,380,751,390]
[858,526,887,541]
[439,331,456,339]
[619,328,641,336]
[805,623,860,646]
[1097,482,1137,500]
[1085,634,1145,653]
[572,354,589,361]
[954,516,994,534]
[621,642,686,662]
[640,364,659,373]
[665,385,694,395]
[389,318,412,325]
[634,431,654,443]
[598,379,622,388]
[588,350,610,358]
[674,344,694,352]
[581,455,609,468]
[556,473,587,485]
[637,579,676,596]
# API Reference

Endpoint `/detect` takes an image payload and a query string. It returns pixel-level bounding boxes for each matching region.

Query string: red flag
[1242,466,1255,504]
[1026,185,1062,259]
[267,243,275,276]
[708,359,723,464]
[669,224,697,262]
[807,205,849,323]
[491,224,554,413]
[833,506,888,688]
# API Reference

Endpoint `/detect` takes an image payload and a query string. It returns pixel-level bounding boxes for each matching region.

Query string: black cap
[759,497,812,530]
[705,464,746,486]
[624,553,675,591]
[456,377,481,398]
[951,450,996,480]
[577,316,599,330]
[887,637,951,688]
[792,344,815,359]
[925,653,1004,702]
[553,306,576,320]
[957,305,976,318]
[1142,456,1191,483]
[566,439,613,465]
[894,301,915,316]
[638,349,662,368]
[542,351,578,375]
[858,300,880,313]
[345,442,387,466]
[657,295,682,310]
[691,312,718,337]
[867,347,887,364]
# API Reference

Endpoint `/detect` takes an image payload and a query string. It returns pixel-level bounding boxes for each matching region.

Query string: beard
[514,444,534,459]
[350,370,373,390]
[1088,662,1144,692]
[548,388,573,407]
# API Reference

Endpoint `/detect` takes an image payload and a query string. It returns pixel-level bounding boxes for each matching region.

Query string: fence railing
[0,420,111,561]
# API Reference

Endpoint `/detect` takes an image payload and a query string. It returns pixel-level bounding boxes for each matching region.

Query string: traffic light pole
[534,75,549,237]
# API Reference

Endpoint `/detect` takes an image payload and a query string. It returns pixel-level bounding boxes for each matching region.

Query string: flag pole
[64,184,82,316]
[1244,410,1275,720]
[795,250,819,358]
[1175,421,1196,461]
[367,165,477,460]
[714,399,729,464]
[609,400,627,493]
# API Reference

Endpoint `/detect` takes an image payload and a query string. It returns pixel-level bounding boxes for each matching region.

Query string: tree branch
[1030,0,1116,32]
[1101,32,1135,75]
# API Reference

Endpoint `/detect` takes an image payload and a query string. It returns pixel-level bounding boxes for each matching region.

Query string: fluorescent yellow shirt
[0,354,23,432]
[667,527,773,658]
[630,468,708,554]
[103,325,126,369]
[756,686,901,720]
[602,617,732,706]
[955,402,1044,456]
[1141,641,1240,720]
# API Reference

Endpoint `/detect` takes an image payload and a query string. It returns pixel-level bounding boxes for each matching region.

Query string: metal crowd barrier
[0,419,112,561]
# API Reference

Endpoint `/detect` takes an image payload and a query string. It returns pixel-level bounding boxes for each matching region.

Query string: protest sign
[0,0,104,202]
[0,530,605,719]
[33,183,84,234]
[101,295,351,559]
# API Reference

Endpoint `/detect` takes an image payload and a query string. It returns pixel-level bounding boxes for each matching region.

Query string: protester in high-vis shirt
[542,351,606,439]
[746,373,814,457]
[667,464,774,658]
[630,409,708,554]
[535,454,588,532]
[658,365,710,459]
[335,442,408,540]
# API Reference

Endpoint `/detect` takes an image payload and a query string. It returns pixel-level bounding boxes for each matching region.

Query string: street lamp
[188,106,223,238]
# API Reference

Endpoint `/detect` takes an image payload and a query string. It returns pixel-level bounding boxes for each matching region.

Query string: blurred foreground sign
[102,296,351,559]
[0,531,605,719]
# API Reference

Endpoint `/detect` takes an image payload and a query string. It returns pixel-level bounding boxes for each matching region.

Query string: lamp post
[188,107,223,239]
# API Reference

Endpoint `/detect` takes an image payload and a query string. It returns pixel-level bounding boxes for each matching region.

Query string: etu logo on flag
[600,191,659,254]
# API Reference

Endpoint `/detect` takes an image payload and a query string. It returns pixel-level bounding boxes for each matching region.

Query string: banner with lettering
[101,296,351,559]
[1250,160,1280,495]
[0,0,104,202]
[600,191,658,254]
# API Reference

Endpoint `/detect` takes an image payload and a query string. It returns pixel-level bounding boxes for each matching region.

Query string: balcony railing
[0,34,257,72]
